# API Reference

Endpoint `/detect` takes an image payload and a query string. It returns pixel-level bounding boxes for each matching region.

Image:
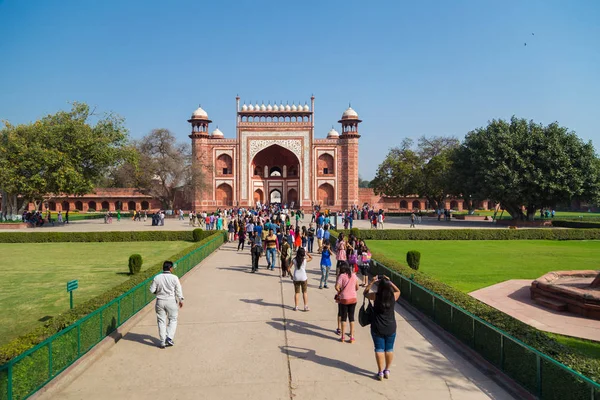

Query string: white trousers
[156,298,179,344]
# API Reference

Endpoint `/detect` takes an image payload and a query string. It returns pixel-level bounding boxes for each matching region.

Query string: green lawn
[368,240,600,293]
[0,241,193,345]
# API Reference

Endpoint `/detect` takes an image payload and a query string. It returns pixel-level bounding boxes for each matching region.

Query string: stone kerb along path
[38,241,514,400]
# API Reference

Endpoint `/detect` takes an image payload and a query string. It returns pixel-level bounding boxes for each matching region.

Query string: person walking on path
[227,220,235,242]
[294,226,302,251]
[292,247,313,311]
[410,212,416,228]
[149,261,184,349]
[335,261,359,343]
[250,233,262,273]
[280,238,292,277]
[65,210,69,224]
[364,275,401,380]
[117,210,121,222]
[319,240,332,289]
[316,224,324,253]
[307,223,315,253]
[237,227,247,251]
[264,228,279,270]
[335,233,347,276]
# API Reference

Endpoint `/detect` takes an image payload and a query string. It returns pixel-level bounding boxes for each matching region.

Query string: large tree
[452,117,600,220]
[0,103,129,219]
[370,136,459,209]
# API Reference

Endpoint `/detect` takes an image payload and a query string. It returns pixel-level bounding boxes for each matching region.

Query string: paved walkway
[1,215,508,233]
[471,280,600,341]
[41,242,514,400]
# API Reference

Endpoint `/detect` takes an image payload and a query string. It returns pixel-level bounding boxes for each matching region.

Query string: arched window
[88,201,97,211]
[317,154,334,176]
[141,201,149,210]
[216,154,233,176]
[75,201,83,211]
[101,201,110,211]
[412,200,421,210]
[128,201,136,211]
[269,166,282,177]
[400,200,408,209]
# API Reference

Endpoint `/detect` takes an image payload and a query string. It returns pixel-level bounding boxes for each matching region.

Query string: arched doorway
[128,201,136,211]
[252,144,301,206]
[101,201,109,211]
[141,201,149,210]
[270,189,282,203]
[48,201,56,211]
[216,154,233,176]
[317,183,334,206]
[412,200,421,210]
[88,201,97,211]
[75,201,83,211]
[254,189,264,205]
[450,200,458,210]
[400,200,408,209]
[62,201,70,211]
[115,201,123,211]
[288,188,298,206]
[317,154,334,176]
[216,183,233,206]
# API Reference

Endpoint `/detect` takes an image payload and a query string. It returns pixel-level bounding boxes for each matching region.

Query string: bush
[333,228,600,241]
[350,227,360,238]
[192,228,204,242]
[368,251,600,383]
[406,250,421,270]
[128,254,143,275]
[0,230,215,243]
[0,230,227,365]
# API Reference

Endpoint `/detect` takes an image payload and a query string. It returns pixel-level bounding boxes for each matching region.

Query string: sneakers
[304,306,310,311]
[377,372,384,381]
[383,369,390,379]
[166,338,175,347]
[350,337,355,343]
[318,286,323,289]
[323,285,329,289]
[293,306,299,311]
[159,343,166,349]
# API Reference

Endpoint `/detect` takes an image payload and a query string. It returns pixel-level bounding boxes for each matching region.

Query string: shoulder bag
[358,296,374,327]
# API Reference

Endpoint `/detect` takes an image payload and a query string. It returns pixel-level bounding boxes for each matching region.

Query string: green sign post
[67,280,78,309]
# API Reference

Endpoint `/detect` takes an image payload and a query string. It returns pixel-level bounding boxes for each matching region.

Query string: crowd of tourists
[222,203,400,380]
[22,209,68,226]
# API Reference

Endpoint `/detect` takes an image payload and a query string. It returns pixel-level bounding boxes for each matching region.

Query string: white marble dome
[255,103,260,111]
[291,104,297,111]
[285,104,291,111]
[242,104,248,111]
[342,107,359,119]
[267,104,273,111]
[212,128,224,137]
[327,128,340,138]
[303,104,310,111]
[248,104,254,111]
[273,104,279,111]
[260,104,267,111]
[192,106,208,119]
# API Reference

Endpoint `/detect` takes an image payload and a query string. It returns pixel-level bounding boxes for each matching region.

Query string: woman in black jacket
[364,275,401,380]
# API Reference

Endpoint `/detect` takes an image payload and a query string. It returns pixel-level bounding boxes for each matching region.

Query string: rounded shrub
[350,227,360,239]
[406,250,421,270]
[128,254,143,275]
[192,228,204,242]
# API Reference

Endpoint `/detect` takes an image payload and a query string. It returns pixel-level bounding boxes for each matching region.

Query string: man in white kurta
[149,261,184,348]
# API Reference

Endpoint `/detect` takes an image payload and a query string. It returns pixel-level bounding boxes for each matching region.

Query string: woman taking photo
[364,275,401,380]
[335,261,359,343]
[292,247,313,311]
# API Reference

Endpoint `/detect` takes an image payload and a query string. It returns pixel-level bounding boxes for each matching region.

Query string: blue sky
[1,0,598,179]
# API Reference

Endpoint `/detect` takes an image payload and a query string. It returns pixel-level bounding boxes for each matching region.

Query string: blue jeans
[371,331,396,353]
[266,248,277,269]
[307,238,314,253]
[320,265,330,287]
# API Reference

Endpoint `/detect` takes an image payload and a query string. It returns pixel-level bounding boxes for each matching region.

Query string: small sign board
[67,280,78,292]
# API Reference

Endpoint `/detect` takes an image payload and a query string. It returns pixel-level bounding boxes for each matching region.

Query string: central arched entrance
[270,189,282,203]
[251,144,301,206]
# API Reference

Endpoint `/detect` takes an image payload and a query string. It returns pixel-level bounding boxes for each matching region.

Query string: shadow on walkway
[122,332,161,348]
[280,346,375,378]
[218,266,281,278]
[267,318,338,342]
[240,298,295,310]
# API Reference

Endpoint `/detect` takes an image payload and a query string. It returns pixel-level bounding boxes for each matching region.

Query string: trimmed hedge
[335,228,600,240]
[552,220,600,229]
[367,250,600,383]
[0,230,211,243]
[406,250,421,270]
[0,231,225,364]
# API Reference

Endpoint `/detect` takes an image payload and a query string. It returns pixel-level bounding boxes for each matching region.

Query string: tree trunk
[526,205,537,222]
[503,202,525,220]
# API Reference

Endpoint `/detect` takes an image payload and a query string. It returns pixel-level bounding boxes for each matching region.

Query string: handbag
[348,252,358,265]
[358,297,374,327]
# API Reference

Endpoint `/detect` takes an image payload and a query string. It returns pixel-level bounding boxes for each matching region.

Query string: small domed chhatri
[192,106,209,119]
[327,127,340,138]
[248,104,254,111]
[242,104,248,111]
[291,104,297,111]
[273,104,279,111]
[341,106,359,120]
[303,103,310,111]
[260,104,267,112]
[211,128,224,137]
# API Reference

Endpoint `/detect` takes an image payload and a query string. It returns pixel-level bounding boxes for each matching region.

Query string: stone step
[534,296,568,311]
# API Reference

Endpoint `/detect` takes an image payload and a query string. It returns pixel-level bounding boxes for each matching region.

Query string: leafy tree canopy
[452,117,600,220]
[0,102,129,217]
